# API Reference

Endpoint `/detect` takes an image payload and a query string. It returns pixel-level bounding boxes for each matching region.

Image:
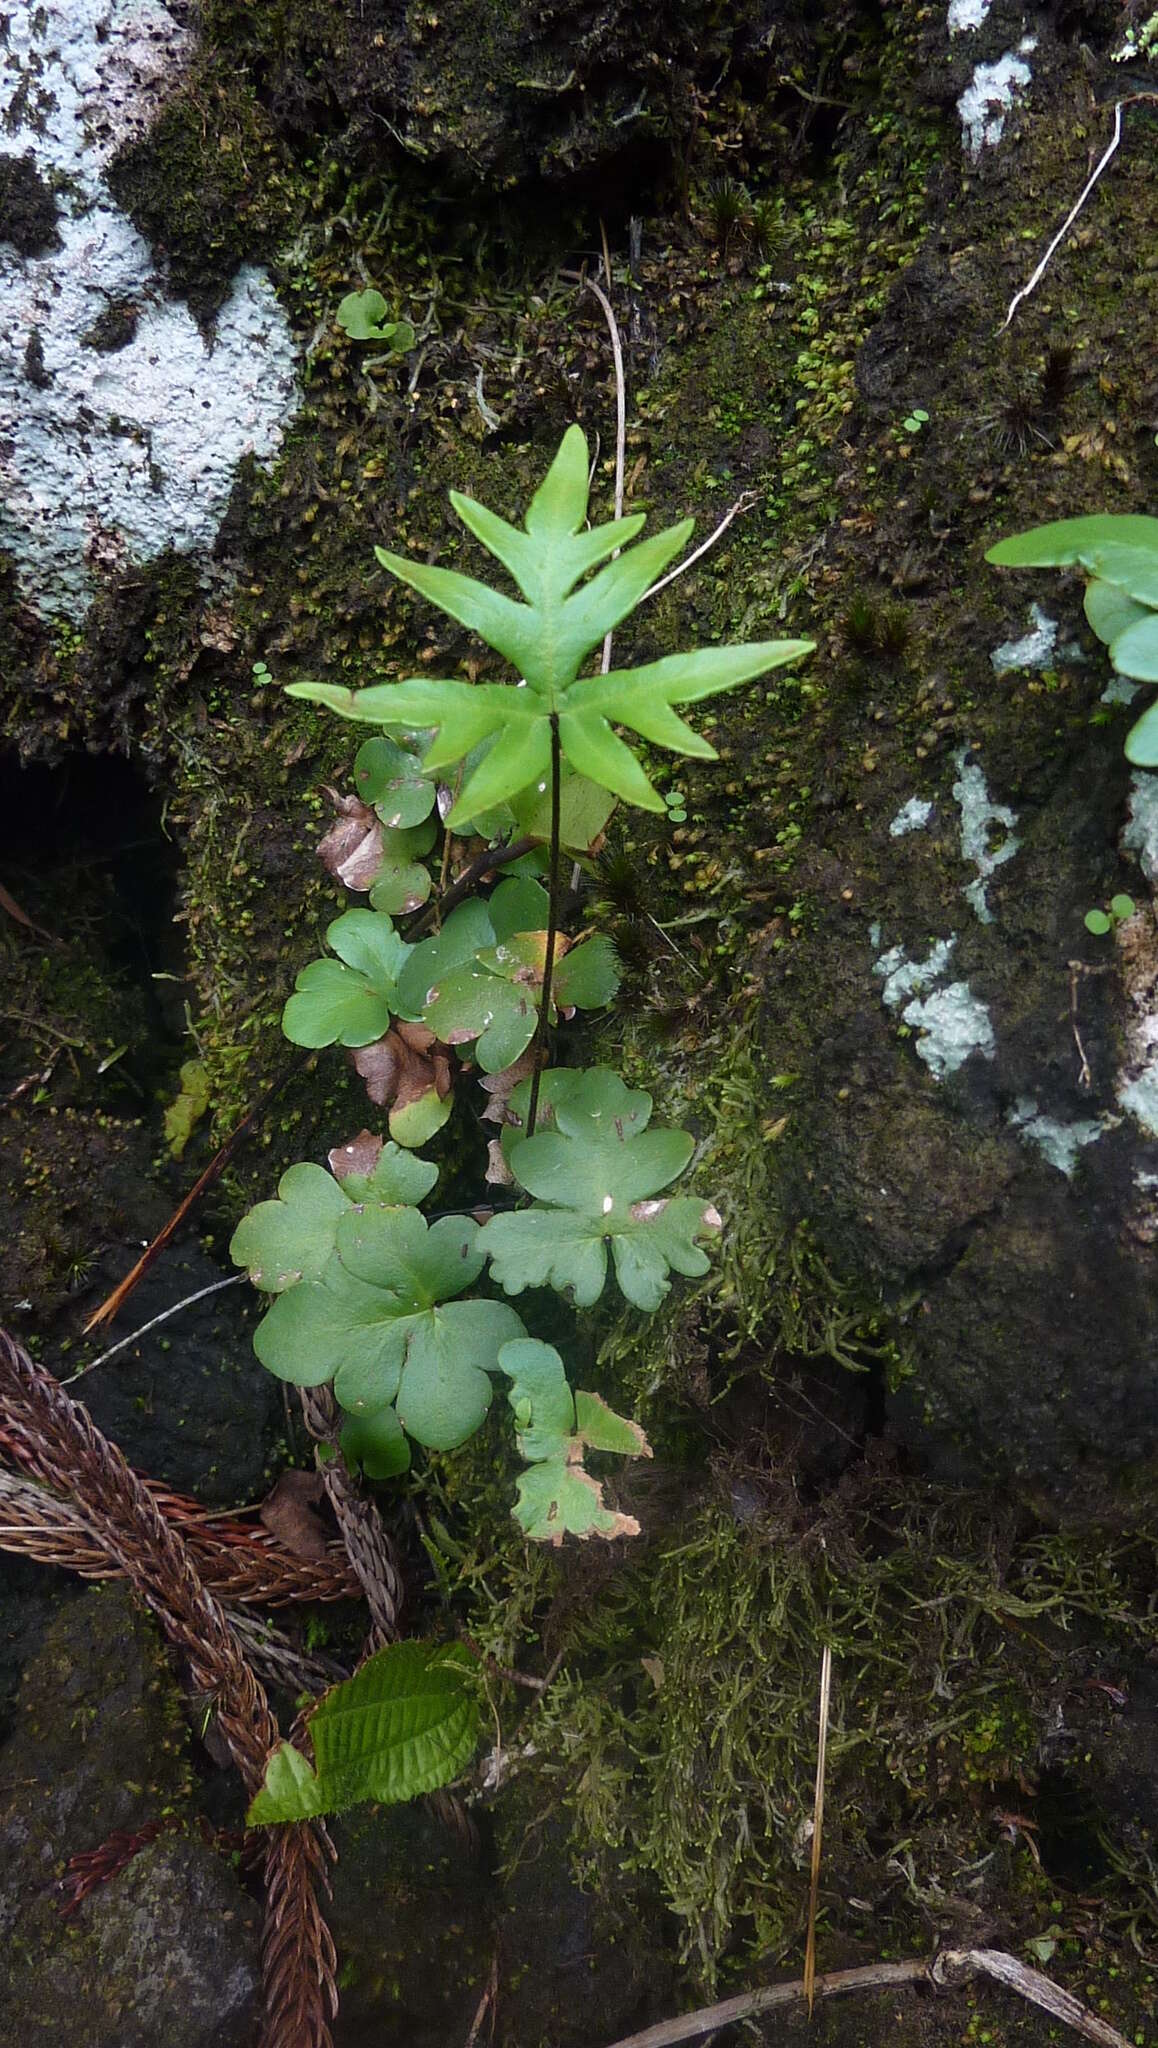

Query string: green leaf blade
[986,515,1158,567]
[229,1163,350,1293]
[247,1643,480,1822]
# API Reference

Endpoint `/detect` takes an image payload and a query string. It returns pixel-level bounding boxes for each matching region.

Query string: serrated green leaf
[354,735,437,828]
[247,1642,479,1823]
[986,515,1158,566]
[1125,696,1158,767]
[282,910,417,1049]
[230,1163,351,1292]
[511,1461,641,1545]
[552,934,620,1011]
[341,1404,411,1479]
[1109,610,1158,684]
[481,1067,720,1309]
[1084,578,1151,647]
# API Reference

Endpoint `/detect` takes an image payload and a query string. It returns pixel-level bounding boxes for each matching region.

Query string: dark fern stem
[526,713,561,1137]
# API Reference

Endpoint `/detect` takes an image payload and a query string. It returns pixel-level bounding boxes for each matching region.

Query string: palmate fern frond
[287,426,815,821]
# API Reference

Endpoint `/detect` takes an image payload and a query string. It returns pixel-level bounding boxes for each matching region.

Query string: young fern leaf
[286,425,816,821]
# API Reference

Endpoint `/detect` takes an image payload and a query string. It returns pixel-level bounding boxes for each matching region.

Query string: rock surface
[0,1585,260,2046]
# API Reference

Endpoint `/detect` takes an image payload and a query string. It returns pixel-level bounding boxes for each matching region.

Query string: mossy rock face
[183,0,825,202]
[0,1587,258,2046]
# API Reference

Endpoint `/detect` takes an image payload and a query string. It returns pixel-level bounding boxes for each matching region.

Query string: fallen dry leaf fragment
[317,790,384,892]
[351,1021,452,1112]
[328,1129,384,1183]
[259,1469,332,1561]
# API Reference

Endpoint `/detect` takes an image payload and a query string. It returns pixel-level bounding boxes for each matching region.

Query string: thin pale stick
[601,1948,1135,2048]
[803,1641,832,2014]
[1001,103,1122,330]
[63,1275,243,1385]
[641,492,758,604]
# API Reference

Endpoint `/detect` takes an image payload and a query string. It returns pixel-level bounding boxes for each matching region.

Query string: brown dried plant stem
[601,1949,1135,2048]
[525,712,562,1137]
[0,1329,338,2048]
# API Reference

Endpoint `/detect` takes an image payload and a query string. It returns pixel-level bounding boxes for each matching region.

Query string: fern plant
[236,427,813,1820]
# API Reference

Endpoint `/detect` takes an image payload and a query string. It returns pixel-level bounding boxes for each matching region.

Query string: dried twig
[641,492,758,605]
[1000,96,1158,332]
[0,1328,338,2048]
[1068,958,1112,1092]
[63,1274,244,1384]
[600,1948,1135,2048]
[83,1053,311,1333]
[803,1642,832,2015]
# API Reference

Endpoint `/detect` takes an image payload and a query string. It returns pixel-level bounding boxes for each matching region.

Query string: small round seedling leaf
[354,736,438,829]
[1084,908,1112,935]
[1110,894,1136,921]
[337,288,393,341]
[368,822,437,915]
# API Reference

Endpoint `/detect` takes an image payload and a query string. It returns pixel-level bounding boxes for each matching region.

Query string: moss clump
[106,70,302,316]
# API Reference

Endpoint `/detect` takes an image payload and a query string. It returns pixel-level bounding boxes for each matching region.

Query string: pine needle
[803,1642,832,2017]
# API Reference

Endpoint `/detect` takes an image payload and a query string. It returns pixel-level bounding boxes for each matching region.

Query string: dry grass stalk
[803,1641,832,2016]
